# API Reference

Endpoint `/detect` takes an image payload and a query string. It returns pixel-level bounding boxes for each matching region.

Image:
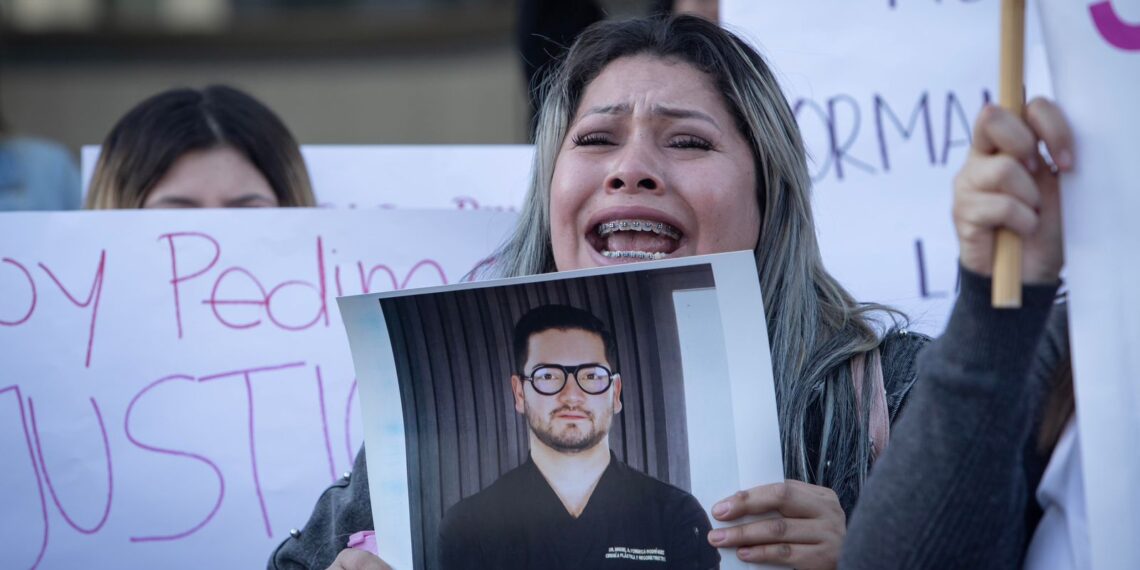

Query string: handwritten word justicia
[2,361,360,569]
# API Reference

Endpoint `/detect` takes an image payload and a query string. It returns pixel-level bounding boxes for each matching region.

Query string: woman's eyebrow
[149,196,200,207]
[652,104,720,128]
[582,102,631,117]
[225,194,278,207]
[579,102,720,128]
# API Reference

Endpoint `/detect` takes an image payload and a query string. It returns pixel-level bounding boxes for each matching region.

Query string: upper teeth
[596,219,680,240]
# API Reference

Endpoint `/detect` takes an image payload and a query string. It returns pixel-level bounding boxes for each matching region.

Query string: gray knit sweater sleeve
[840,268,1063,570]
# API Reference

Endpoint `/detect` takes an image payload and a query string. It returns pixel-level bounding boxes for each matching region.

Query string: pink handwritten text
[1090,1,1140,51]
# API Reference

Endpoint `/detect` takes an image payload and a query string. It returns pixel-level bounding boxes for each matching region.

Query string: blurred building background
[0,0,645,155]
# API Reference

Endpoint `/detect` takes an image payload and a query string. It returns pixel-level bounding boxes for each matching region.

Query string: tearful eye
[572,132,615,146]
[669,136,713,150]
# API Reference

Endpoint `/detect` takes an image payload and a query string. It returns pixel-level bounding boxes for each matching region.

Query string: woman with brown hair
[86,84,315,209]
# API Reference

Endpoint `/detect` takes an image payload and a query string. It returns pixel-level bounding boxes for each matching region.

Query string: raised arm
[840,98,1075,569]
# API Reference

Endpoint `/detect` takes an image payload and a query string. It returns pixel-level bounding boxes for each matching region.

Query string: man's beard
[526,405,610,453]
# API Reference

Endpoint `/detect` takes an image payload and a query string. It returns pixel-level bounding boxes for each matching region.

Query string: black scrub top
[439,452,720,569]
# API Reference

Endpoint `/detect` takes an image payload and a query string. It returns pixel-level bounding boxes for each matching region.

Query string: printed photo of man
[438,304,720,569]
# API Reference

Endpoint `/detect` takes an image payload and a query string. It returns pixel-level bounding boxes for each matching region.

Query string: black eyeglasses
[521,363,615,395]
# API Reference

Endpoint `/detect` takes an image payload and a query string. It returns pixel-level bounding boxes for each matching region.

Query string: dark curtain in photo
[380,265,714,569]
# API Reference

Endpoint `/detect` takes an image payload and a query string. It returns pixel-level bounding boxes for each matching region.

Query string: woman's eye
[669,136,713,150]
[571,132,614,146]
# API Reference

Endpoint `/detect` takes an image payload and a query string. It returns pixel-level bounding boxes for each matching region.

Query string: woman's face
[549,55,759,271]
[143,146,278,208]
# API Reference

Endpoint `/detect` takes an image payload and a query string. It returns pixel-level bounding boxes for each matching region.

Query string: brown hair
[86,85,314,209]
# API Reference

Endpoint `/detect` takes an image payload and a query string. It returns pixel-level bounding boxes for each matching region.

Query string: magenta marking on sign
[37,250,106,368]
[315,366,338,482]
[159,232,222,339]
[357,259,449,294]
[357,262,394,294]
[453,196,479,209]
[198,361,306,383]
[402,260,448,288]
[345,379,358,466]
[125,374,226,542]
[204,266,268,329]
[0,258,37,326]
[243,376,272,537]
[3,385,49,569]
[1090,1,1140,50]
[264,279,323,331]
[316,237,329,327]
[199,361,306,538]
[196,236,330,332]
[28,397,113,534]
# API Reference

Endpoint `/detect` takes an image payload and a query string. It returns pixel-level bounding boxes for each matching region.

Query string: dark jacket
[841,269,1066,569]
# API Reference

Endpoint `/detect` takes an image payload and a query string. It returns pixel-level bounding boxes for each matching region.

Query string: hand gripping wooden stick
[993,0,1026,308]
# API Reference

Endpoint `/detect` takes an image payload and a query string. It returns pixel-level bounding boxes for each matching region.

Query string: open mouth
[589,218,682,261]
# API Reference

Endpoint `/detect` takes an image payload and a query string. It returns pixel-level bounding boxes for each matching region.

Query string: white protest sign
[723,0,1052,333]
[1038,1,1140,567]
[0,209,514,569]
[81,145,534,211]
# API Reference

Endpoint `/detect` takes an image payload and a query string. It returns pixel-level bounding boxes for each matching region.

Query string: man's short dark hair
[512,305,618,374]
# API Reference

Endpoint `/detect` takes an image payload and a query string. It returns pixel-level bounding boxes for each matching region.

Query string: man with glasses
[439,304,719,569]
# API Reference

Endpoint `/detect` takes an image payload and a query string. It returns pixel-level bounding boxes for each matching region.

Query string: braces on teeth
[602,250,668,260]
[596,219,680,240]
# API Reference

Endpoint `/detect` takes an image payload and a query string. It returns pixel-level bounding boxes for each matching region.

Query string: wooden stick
[993,0,1026,308]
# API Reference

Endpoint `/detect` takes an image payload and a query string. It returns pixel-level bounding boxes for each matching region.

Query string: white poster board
[1038,1,1140,567]
[723,0,1052,333]
[0,209,514,569]
[81,145,534,211]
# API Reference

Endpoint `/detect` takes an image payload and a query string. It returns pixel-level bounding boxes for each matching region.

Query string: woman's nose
[604,139,664,194]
